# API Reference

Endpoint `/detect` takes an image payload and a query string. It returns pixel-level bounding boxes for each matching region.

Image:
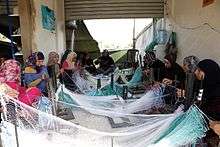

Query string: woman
[47,51,60,78]
[61,49,71,68]
[24,52,49,96]
[143,51,165,82]
[183,55,200,73]
[47,51,60,91]
[0,59,42,106]
[194,59,220,146]
[177,56,200,109]
[95,49,115,75]
[84,53,97,75]
[162,54,186,89]
[0,59,21,84]
[61,51,77,70]
[194,59,220,120]
[60,50,78,91]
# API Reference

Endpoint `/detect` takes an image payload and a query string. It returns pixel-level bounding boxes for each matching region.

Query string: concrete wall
[167,0,220,64]
[18,0,66,60]
[33,0,66,61]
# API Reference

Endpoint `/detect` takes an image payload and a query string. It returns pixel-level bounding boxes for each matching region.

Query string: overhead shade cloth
[65,0,164,20]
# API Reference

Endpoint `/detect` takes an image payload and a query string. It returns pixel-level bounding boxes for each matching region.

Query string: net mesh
[0,86,208,147]
[71,67,143,96]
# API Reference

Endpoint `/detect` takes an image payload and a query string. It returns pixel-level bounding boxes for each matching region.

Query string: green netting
[153,106,208,146]
[88,84,123,96]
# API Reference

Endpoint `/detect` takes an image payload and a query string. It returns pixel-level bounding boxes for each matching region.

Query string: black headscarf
[144,51,156,67]
[164,54,176,67]
[198,59,220,120]
[198,59,220,89]
[61,49,72,67]
[163,54,186,88]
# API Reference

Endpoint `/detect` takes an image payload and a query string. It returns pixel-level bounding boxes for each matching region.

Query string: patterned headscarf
[0,59,21,83]
[26,52,37,67]
[47,51,59,66]
[183,56,200,73]
[26,52,45,67]
[144,51,156,67]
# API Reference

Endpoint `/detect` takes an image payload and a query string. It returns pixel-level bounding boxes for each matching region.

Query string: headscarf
[18,87,41,106]
[47,51,59,66]
[61,49,72,66]
[102,49,109,56]
[183,56,200,73]
[164,54,176,66]
[197,59,220,88]
[26,52,37,67]
[26,52,45,67]
[0,59,21,83]
[197,59,220,120]
[144,51,156,67]
[66,52,77,62]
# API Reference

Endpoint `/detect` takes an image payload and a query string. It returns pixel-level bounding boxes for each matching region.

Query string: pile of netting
[0,85,209,147]
[71,67,143,96]
[56,84,166,117]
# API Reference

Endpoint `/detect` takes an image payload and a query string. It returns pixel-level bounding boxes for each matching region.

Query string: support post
[97,79,101,90]
[110,74,114,89]
[122,86,128,100]
[185,73,195,109]
[111,137,114,147]
[7,102,19,147]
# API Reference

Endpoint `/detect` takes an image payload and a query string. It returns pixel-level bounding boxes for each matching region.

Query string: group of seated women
[143,51,220,146]
[0,48,219,146]
[59,49,116,91]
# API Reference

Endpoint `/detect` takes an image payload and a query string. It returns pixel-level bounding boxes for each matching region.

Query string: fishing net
[84,68,121,89]
[0,92,208,147]
[56,84,166,117]
[119,67,143,87]
[70,67,143,96]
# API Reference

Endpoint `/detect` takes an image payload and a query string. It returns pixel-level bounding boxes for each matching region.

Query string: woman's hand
[176,89,185,97]
[162,78,173,85]
[144,69,151,76]
[0,83,19,98]
[209,121,220,136]
[41,74,49,80]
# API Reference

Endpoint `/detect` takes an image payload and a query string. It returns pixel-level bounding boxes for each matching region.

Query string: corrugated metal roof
[65,0,164,20]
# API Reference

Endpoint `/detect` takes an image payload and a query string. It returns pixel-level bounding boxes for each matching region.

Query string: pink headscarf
[0,59,21,83]
[0,60,41,106]
[18,87,42,106]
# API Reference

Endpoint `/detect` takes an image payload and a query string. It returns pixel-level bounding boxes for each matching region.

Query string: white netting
[83,68,121,89]
[56,84,166,117]
[0,93,181,147]
[0,82,208,147]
